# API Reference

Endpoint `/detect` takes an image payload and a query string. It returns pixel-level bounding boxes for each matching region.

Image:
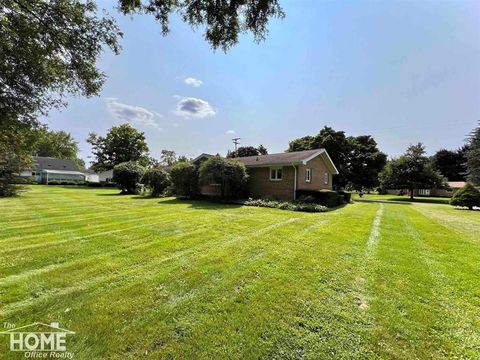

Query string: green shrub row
[48,180,86,185]
[296,189,350,207]
[244,198,328,212]
[87,181,118,188]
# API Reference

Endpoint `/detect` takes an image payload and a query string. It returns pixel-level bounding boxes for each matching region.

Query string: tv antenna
[232,137,241,151]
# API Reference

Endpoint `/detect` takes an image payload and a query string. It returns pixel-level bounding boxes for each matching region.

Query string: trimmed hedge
[296,189,349,208]
[48,180,86,186]
[245,198,328,213]
[87,181,118,188]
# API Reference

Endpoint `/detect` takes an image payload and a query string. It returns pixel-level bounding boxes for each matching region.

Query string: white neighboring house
[83,169,100,183]
[97,169,114,183]
[20,157,86,184]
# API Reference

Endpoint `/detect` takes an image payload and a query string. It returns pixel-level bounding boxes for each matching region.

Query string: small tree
[170,162,199,198]
[113,161,146,194]
[379,143,445,199]
[199,157,248,198]
[450,183,480,210]
[142,168,170,197]
[466,124,480,186]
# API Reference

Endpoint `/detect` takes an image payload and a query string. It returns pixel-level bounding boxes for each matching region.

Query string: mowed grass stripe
[405,206,480,358]
[364,204,479,359]
[1,207,313,312]
[6,202,379,358]
[1,214,314,319]
[1,207,293,279]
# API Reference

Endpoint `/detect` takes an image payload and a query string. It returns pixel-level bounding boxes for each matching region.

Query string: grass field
[1,186,479,359]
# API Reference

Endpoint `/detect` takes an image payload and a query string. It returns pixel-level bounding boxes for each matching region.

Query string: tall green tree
[1,0,282,196]
[87,124,150,171]
[379,143,445,199]
[1,0,121,126]
[288,127,387,188]
[288,127,351,187]
[465,124,480,186]
[0,0,120,196]
[347,135,387,191]
[431,146,468,181]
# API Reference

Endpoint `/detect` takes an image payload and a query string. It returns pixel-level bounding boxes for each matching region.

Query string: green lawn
[1,186,479,359]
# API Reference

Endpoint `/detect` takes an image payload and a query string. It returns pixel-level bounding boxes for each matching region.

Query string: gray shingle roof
[33,157,80,172]
[235,149,324,167]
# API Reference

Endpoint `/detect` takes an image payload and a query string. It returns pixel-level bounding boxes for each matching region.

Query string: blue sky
[42,0,480,165]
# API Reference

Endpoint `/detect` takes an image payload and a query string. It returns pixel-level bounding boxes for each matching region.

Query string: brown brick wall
[200,154,335,200]
[297,155,333,191]
[247,167,296,201]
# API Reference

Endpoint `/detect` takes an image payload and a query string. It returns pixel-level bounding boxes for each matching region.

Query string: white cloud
[175,97,216,118]
[226,130,236,134]
[184,77,203,87]
[173,122,180,127]
[105,98,162,130]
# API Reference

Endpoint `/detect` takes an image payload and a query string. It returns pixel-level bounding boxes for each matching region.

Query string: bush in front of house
[142,168,171,197]
[296,189,348,208]
[199,156,249,199]
[245,198,328,213]
[47,180,86,185]
[450,183,480,210]
[113,161,146,194]
[170,162,199,198]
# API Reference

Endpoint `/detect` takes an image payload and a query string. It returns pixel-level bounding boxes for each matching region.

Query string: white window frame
[419,189,430,196]
[324,172,329,185]
[305,168,311,183]
[270,167,283,181]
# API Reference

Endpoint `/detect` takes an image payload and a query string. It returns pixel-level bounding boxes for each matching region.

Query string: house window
[324,172,329,185]
[270,167,283,181]
[419,189,430,196]
[305,168,311,183]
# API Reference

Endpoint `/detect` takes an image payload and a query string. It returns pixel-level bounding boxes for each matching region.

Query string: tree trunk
[410,188,414,200]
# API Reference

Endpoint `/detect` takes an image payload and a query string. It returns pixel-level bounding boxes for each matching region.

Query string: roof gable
[235,149,339,174]
[33,157,79,172]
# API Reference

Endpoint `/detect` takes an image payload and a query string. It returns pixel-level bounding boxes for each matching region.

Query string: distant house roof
[236,149,339,174]
[192,153,214,165]
[448,181,466,189]
[33,156,79,172]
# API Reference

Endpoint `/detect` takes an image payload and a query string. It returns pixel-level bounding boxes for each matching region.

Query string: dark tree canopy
[227,145,268,158]
[347,135,387,191]
[466,124,480,186]
[288,127,351,187]
[288,127,386,189]
[379,143,445,199]
[0,0,121,124]
[87,124,150,171]
[118,0,284,51]
[431,147,468,181]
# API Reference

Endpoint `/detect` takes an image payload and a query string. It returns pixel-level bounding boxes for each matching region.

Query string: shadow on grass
[158,197,243,209]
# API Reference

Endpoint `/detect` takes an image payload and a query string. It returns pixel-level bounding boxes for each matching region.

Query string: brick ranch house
[193,149,339,201]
